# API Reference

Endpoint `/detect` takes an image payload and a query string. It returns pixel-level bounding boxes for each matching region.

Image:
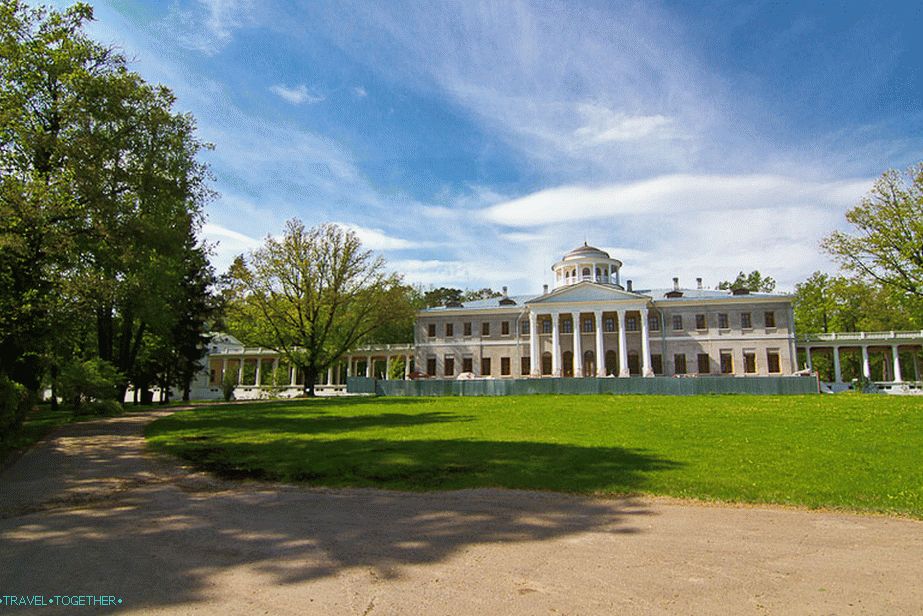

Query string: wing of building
[415,243,797,379]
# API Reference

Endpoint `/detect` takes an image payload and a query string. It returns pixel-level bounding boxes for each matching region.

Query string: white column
[617,310,629,377]
[290,365,297,386]
[833,346,842,383]
[255,359,262,387]
[346,358,352,378]
[327,366,333,385]
[861,346,870,379]
[572,311,583,377]
[551,312,561,377]
[640,307,654,377]
[913,352,920,382]
[805,346,812,371]
[405,354,411,379]
[237,359,244,385]
[221,357,228,381]
[529,311,540,376]
[892,345,903,383]
[594,310,605,377]
[385,355,391,381]
[366,355,373,378]
[272,358,279,386]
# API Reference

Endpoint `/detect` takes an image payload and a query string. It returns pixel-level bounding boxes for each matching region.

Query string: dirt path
[1,410,921,615]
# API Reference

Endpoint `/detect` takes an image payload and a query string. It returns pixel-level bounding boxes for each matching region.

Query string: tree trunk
[303,365,317,397]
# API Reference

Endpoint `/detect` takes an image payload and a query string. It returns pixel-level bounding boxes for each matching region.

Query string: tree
[822,165,923,307]
[793,271,832,333]
[717,271,776,293]
[226,220,414,396]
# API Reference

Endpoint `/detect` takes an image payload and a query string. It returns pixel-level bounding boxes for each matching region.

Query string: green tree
[226,220,414,396]
[717,271,776,293]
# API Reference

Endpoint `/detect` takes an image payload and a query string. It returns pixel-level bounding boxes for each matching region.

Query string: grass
[0,406,77,467]
[144,394,923,518]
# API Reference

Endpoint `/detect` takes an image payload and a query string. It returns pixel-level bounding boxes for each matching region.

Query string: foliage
[79,398,123,417]
[58,358,123,410]
[420,286,504,308]
[0,375,30,443]
[221,370,236,402]
[717,271,776,293]
[147,395,923,518]
[225,220,414,396]
[822,165,923,310]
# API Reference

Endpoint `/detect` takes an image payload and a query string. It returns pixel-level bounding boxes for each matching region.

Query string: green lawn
[0,406,76,467]
[144,394,923,517]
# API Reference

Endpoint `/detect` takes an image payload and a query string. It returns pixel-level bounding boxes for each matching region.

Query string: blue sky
[75,0,922,292]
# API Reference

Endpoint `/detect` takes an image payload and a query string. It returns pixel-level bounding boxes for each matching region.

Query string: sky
[68,0,923,293]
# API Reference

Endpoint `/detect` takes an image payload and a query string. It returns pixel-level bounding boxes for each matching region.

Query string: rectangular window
[427,323,436,337]
[501,357,511,375]
[674,354,687,375]
[583,318,594,333]
[697,353,710,374]
[741,312,752,329]
[695,314,707,330]
[445,323,454,337]
[521,357,530,375]
[649,315,661,331]
[462,357,473,373]
[444,356,455,377]
[501,321,510,336]
[482,322,490,336]
[562,319,573,334]
[651,354,663,375]
[542,319,552,334]
[744,351,756,374]
[626,316,638,331]
[481,357,491,376]
[718,313,729,329]
[521,321,530,335]
[767,350,781,373]
[604,317,615,332]
[764,311,776,328]
[463,322,472,336]
[426,357,436,376]
[672,315,683,331]
[720,351,734,374]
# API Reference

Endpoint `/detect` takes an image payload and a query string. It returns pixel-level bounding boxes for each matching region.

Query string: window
[481,357,491,376]
[741,312,752,329]
[695,314,707,330]
[744,351,756,374]
[482,321,490,336]
[542,319,552,334]
[427,323,436,337]
[652,354,663,375]
[674,354,687,375]
[649,315,661,331]
[764,311,776,328]
[463,322,472,336]
[562,319,572,334]
[462,357,473,373]
[718,313,729,329]
[445,323,454,337]
[444,356,455,377]
[582,318,594,333]
[582,267,591,278]
[521,357,530,375]
[426,357,436,376]
[720,351,733,374]
[672,315,683,331]
[501,321,510,336]
[501,357,511,375]
[626,316,638,331]
[521,320,530,335]
[767,350,781,373]
[604,317,615,332]
[541,352,552,375]
[697,353,710,374]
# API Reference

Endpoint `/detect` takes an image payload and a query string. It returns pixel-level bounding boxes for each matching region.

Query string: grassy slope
[0,406,75,467]
[145,395,923,517]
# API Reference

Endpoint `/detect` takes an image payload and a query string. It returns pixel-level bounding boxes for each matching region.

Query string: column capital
[593,308,603,318]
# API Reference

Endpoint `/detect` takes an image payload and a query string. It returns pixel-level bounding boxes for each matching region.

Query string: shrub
[79,399,123,417]
[222,370,237,402]
[0,375,30,443]
[58,359,123,411]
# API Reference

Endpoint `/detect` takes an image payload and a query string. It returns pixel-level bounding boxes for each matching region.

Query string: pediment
[526,282,649,305]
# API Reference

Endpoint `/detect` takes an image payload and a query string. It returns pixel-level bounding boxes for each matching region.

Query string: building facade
[414,244,798,379]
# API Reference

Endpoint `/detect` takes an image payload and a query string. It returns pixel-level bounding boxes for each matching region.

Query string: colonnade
[803,343,921,383]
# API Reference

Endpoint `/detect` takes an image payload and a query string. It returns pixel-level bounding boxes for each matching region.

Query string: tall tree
[717,271,776,293]
[226,220,414,396]
[822,165,923,308]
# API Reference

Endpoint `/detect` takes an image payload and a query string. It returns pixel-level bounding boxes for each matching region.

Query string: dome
[562,243,610,261]
[551,242,623,289]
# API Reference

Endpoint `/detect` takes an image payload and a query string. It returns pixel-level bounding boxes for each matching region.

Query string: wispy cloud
[352,85,368,98]
[164,0,255,56]
[334,223,425,251]
[269,84,325,105]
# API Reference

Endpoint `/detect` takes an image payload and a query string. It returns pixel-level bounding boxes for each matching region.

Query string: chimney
[626,280,633,292]
[542,284,549,294]
[502,286,508,296]
[672,277,679,291]
[696,277,703,290]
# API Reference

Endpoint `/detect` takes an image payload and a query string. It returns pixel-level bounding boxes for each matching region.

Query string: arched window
[582,267,590,278]
[562,351,573,377]
[583,350,595,376]
[541,352,553,375]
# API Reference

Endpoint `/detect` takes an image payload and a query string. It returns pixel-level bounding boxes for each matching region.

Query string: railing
[211,342,414,356]
[798,330,923,343]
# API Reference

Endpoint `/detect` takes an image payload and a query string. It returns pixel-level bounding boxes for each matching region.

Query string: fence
[347,375,819,397]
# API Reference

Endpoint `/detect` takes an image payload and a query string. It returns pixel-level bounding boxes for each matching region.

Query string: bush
[79,399,123,417]
[222,370,237,402]
[58,358,123,411]
[0,375,31,443]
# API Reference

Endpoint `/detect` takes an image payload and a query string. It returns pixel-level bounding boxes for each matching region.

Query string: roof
[562,243,610,260]
[640,288,790,302]
[420,294,536,312]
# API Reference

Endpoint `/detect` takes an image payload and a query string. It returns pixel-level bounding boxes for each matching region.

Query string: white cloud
[269,84,325,105]
[352,85,368,98]
[165,0,255,56]
[335,223,423,251]
[482,174,872,227]
[202,222,262,273]
[573,104,675,145]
